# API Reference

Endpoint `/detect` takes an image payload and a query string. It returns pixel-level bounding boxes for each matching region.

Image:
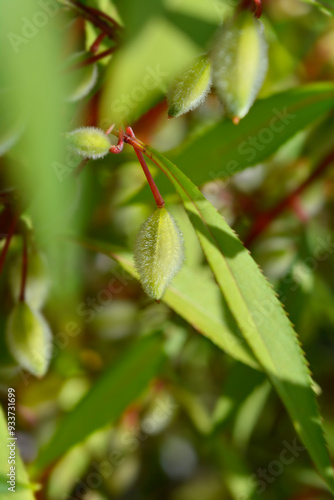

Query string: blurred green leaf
[144,146,334,493]
[99,16,199,125]
[213,363,267,430]
[35,332,165,470]
[216,438,260,500]
[301,0,334,15]
[231,379,271,449]
[164,11,218,47]
[0,0,79,298]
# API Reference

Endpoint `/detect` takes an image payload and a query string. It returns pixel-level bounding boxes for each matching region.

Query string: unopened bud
[167,55,212,118]
[134,208,184,300]
[66,127,111,159]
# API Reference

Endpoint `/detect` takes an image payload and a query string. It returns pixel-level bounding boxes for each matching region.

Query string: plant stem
[63,0,121,39]
[19,233,28,303]
[71,158,89,178]
[90,32,107,54]
[109,128,124,154]
[125,127,165,208]
[82,4,122,30]
[240,0,263,18]
[0,213,19,277]
[67,47,115,72]
[244,150,334,246]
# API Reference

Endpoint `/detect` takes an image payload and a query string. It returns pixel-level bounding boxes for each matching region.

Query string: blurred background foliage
[0,0,334,499]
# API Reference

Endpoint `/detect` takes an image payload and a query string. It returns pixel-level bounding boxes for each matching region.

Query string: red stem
[66,0,121,35]
[253,0,263,18]
[244,150,334,246]
[67,47,115,72]
[240,0,263,18]
[0,214,19,277]
[126,127,165,208]
[71,158,89,178]
[83,5,122,30]
[90,32,107,54]
[19,233,28,302]
[109,128,124,154]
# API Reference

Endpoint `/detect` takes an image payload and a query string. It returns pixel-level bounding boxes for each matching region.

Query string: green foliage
[36,332,165,470]
[144,146,334,492]
[1,1,334,499]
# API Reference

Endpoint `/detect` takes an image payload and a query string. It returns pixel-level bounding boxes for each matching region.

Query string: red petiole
[109,126,165,208]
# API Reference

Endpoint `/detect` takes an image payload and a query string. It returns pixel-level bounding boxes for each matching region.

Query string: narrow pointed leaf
[35,332,165,470]
[142,146,334,493]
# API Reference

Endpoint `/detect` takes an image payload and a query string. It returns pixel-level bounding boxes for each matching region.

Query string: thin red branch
[19,233,28,303]
[109,128,124,154]
[64,0,121,38]
[0,213,19,277]
[126,127,165,208]
[71,158,89,178]
[90,32,107,54]
[82,4,122,30]
[240,0,263,18]
[67,47,115,72]
[253,0,263,18]
[244,150,334,247]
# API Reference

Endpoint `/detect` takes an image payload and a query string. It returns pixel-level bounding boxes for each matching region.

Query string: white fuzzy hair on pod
[134,207,185,300]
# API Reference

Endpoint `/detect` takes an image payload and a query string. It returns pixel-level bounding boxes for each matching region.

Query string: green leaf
[35,332,165,470]
[142,146,334,493]
[69,239,258,369]
[131,84,334,201]
[99,16,199,126]
[212,363,267,430]
[301,0,334,15]
[215,437,259,500]
[0,406,36,499]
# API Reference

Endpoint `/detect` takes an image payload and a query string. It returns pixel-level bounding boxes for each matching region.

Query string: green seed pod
[6,302,52,377]
[211,11,268,121]
[134,207,184,300]
[9,251,50,310]
[66,127,111,159]
[167,55,212,118]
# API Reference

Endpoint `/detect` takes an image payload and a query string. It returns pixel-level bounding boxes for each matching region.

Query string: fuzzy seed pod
[6,302,52,377]
[9,251,50,310]
[134,208,184,300]
[66,127,111,159]
[211,11,268,121]
[167,55,212,118]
